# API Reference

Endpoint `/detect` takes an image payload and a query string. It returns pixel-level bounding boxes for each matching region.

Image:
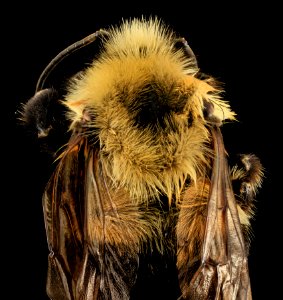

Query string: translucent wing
[43,129,159,299]
[177,126,252,300]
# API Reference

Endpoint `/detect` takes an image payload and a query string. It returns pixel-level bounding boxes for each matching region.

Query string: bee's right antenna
[35,29,109,93]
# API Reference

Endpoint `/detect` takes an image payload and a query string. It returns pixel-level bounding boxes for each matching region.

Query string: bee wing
[186,126,252,299]
[42,133,139,300]
[43,135,91,299]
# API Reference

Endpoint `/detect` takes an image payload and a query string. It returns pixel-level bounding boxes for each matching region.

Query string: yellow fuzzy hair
[63,18,236,204]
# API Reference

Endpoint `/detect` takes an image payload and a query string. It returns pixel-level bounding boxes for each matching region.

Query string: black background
[5,2,279,299]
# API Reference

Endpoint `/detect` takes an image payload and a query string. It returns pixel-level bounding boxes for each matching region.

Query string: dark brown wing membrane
[43,131,159,299]
[43,137,85,300]
[42,121,254,300]
[177,126,252,300]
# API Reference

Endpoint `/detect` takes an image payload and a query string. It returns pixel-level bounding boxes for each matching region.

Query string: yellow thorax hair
[64,18,235,204]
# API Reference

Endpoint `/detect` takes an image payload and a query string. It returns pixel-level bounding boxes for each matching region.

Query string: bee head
[126,80,191,130]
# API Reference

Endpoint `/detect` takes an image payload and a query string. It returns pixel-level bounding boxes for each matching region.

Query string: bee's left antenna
[35,29,109,93]
[174,38,198,69]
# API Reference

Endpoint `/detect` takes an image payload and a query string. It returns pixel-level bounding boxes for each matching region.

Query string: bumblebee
[21,18,263,299]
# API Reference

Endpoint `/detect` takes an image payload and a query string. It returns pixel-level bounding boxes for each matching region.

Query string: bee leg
[19,88,70,156]
[231,154,263,210]
[230,154,264,247]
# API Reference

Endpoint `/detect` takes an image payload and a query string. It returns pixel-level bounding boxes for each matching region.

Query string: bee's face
[124,80,192,130]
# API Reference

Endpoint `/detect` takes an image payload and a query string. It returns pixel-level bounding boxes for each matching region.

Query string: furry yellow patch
[64,18,235,204]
